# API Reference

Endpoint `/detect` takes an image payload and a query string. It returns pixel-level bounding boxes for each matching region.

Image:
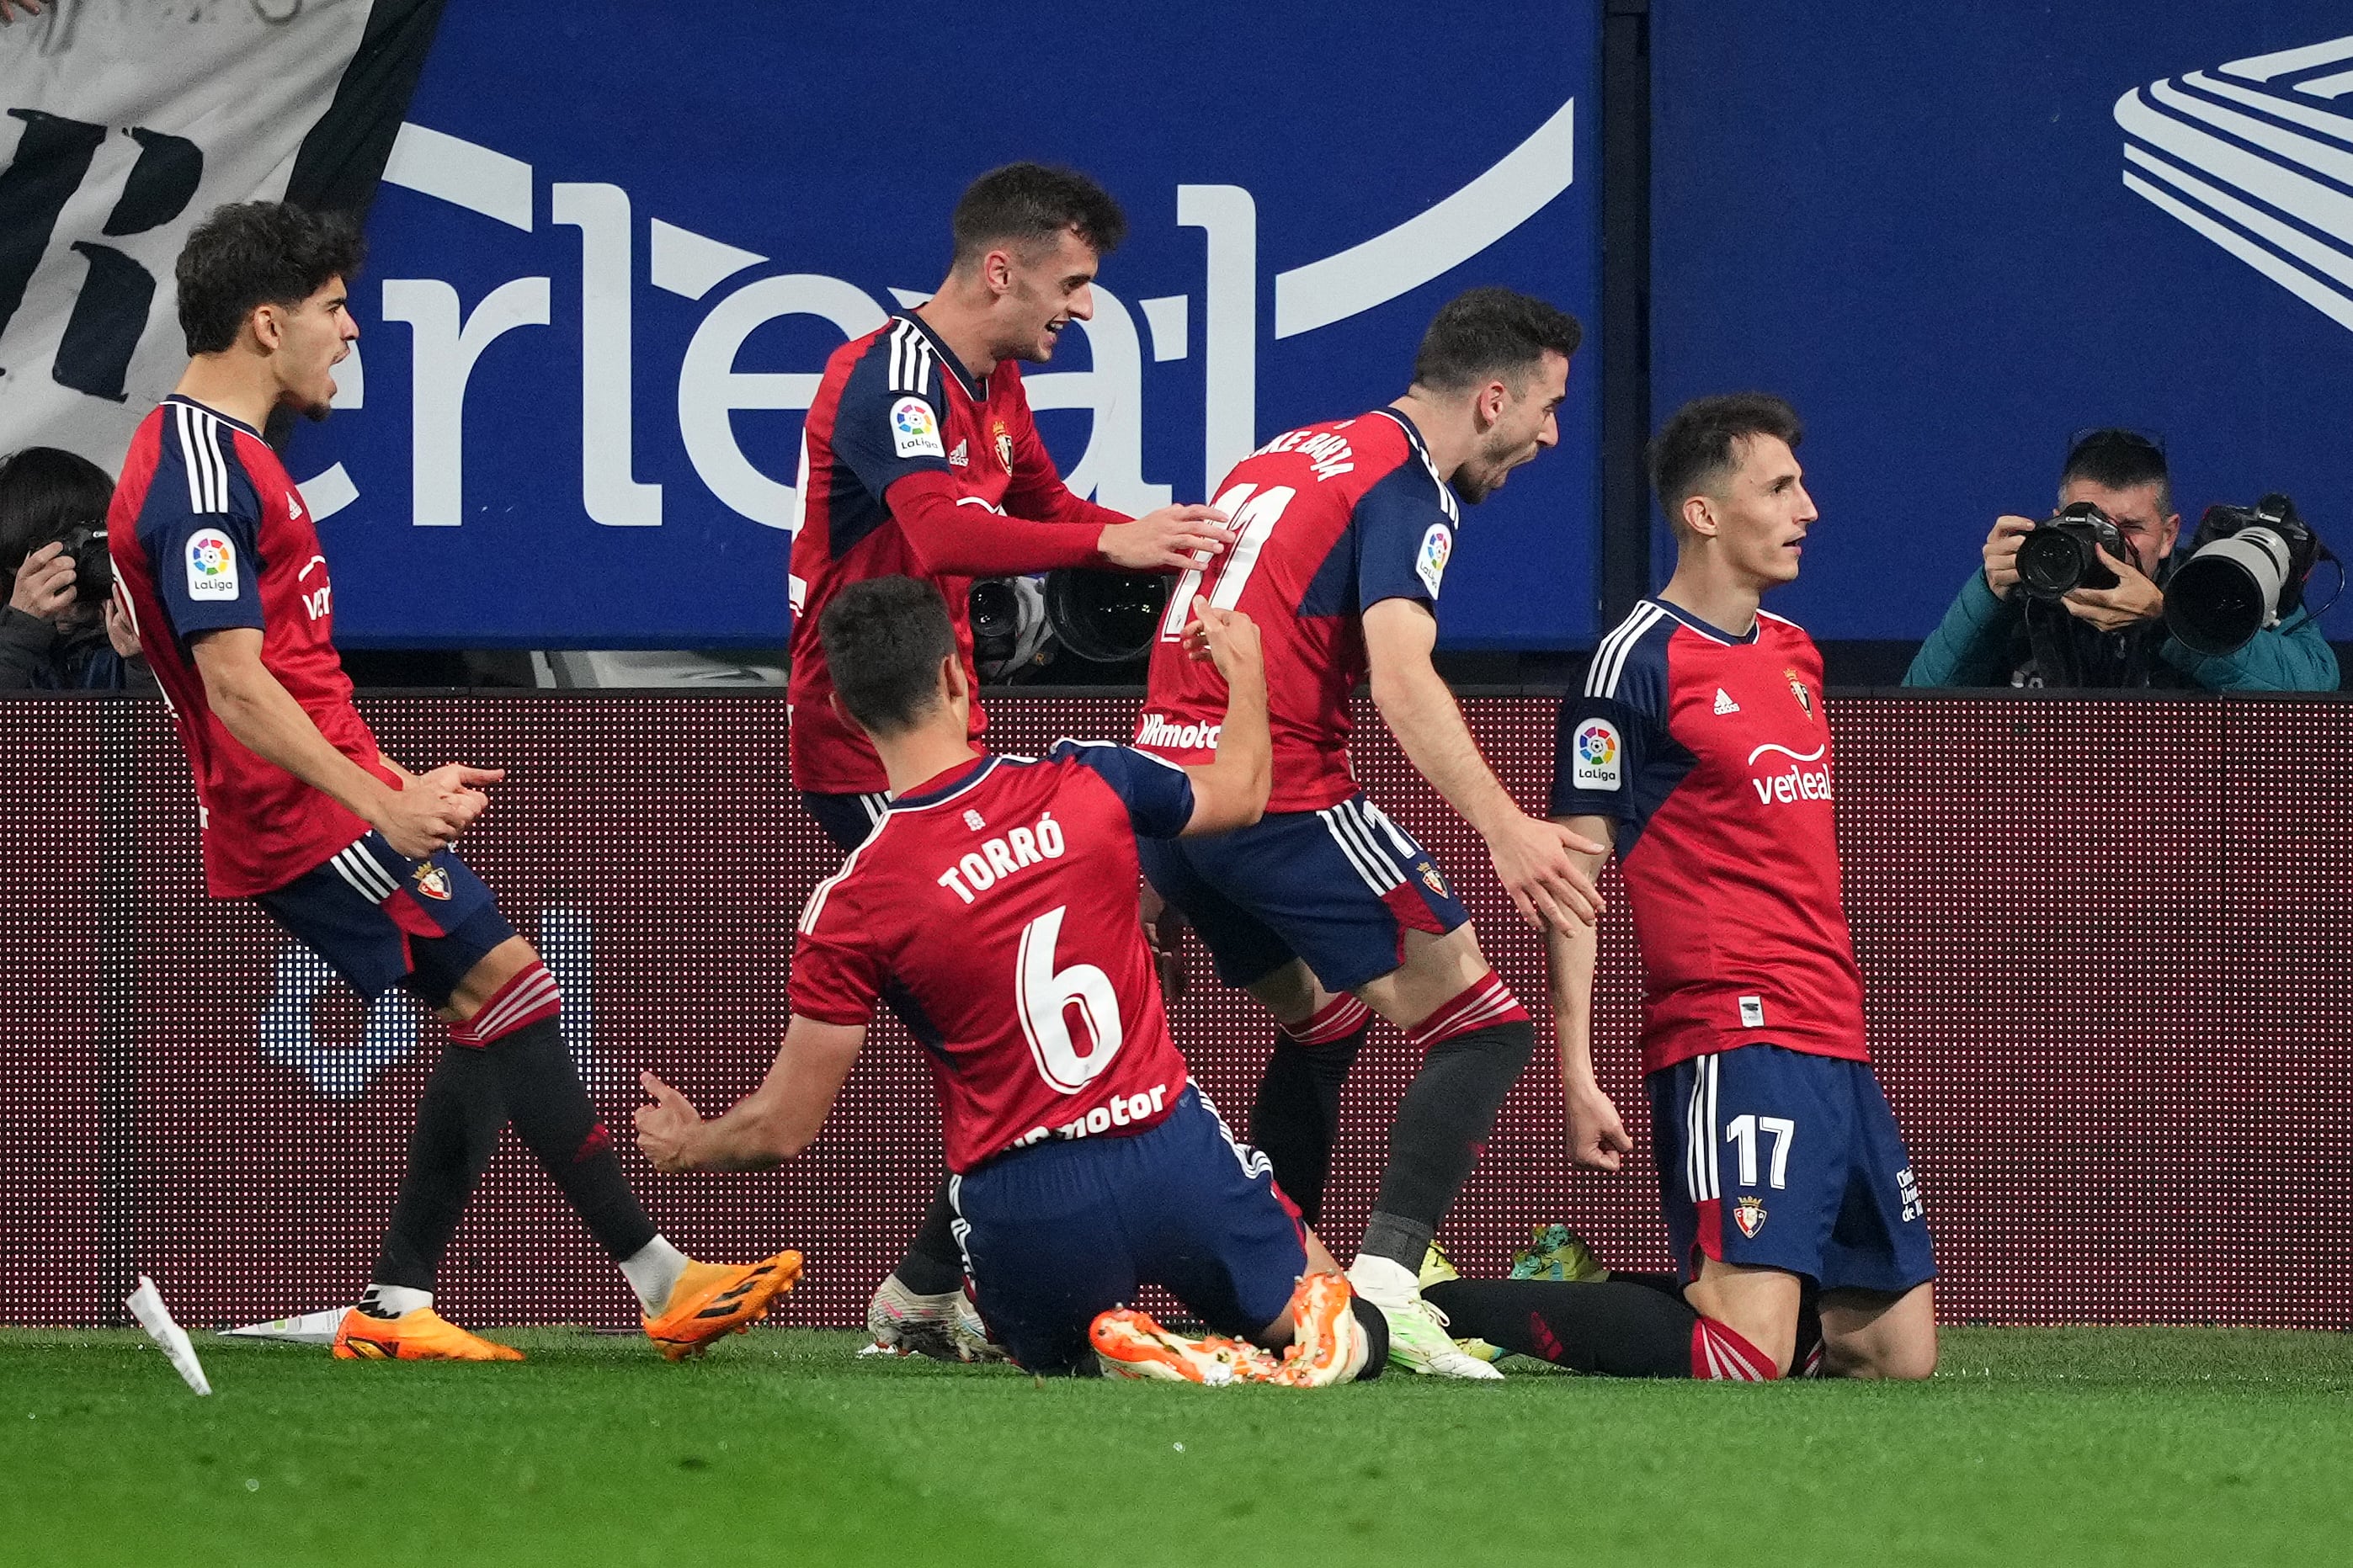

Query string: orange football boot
[643,1251,803,1360]
[1275,1272,1368,1387]
[332,1305,524,1362]
[1089,1308,1281,1385]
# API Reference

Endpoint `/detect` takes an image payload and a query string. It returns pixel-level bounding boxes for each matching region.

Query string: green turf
[2,1326,2350,1566]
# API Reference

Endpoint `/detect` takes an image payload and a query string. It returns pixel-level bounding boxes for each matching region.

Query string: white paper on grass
[125,1276,211,1395]
[219,1309,345,1347]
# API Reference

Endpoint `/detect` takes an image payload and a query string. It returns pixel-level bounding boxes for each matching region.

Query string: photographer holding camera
[1,446,150,691]
[1903,429,2338,690]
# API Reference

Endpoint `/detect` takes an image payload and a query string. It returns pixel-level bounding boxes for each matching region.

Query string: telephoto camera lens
[2166,527,2293,656]
[1043,569,1169,664]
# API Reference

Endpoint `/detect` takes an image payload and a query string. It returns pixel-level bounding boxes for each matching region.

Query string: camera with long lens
[967,575,1051,680]
[2164,493,2327,656]
[2014,501,2130,598]
[1043,569,1168,665]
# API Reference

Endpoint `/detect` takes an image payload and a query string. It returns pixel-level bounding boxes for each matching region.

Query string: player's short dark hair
[0,446,114,573]
[820,577,960,736]
[176,201,365,356]
[950,163,1126,268]
[1410,287,1583,396]
[2062,428,2173,516]
[1648,393,1805,520]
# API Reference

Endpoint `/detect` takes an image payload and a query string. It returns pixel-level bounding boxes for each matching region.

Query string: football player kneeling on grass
[635,577,1387,1385]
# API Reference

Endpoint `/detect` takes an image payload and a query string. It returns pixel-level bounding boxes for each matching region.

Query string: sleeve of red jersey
[1000,383,1130,534]
[882,470,1109,576]
[1548,640,1670,822]
[146,408,266,645]
[1050,738,1196,839]
[1352,468,1456,614]
[785,880,887,1026]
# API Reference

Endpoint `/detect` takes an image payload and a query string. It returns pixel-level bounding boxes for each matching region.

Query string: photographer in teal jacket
[1904,430,2338,691]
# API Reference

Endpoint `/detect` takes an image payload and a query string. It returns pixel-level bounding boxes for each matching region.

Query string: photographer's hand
[10,542,77,622]
[1983,515,2035,597]
[2063,546,2164,632]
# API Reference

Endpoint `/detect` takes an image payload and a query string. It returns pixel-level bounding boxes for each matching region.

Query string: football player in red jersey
[1439,395,1935,1381]
[790,165,1237,1355]
[109,203,797,1362]
[1129,289,1604,1377]
[639,577,1385,1385]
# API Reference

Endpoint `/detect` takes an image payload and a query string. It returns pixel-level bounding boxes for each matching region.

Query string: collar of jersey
[1648,597,1760,646]
[163,392,261,439]
[889,754,998,811]
[892,310,986,403]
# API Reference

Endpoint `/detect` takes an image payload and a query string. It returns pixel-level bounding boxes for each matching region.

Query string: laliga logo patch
[1572,719,1621,791]
[412,863,453,901]
[891,396,945,460]
[1415,522,1453,598]
[184,529,238,600]
[1783,667,1814,719]
[1733,1196,1768,1238]
[993,418,1014,474]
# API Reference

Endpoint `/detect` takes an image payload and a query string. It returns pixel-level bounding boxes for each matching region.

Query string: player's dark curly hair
[820,576,961,736]
[0,446,113,573]
[2062,428,2173,517]
[1648,393,1805,525]
[951,163,1127,266]
[1410,287,1583,396]
[176,201,365,356]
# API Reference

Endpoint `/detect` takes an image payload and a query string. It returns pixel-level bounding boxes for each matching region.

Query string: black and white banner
[0,0,441,470]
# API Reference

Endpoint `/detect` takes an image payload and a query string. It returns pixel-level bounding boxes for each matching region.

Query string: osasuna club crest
[1782,667,1814,718]
[413,863,453,901]
[992,417,1014,473]
[1733,1195,1768,1238]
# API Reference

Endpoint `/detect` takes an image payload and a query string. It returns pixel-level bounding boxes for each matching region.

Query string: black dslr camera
[2014,502,2130,598]
[55,524,111,605]
[2164,493,2329,656]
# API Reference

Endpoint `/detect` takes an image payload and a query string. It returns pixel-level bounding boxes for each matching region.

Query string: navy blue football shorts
[1137,793,1470,994]
[1647,1043,1935,1297]
[801,789,892,853]
[256,832,516,1009]
[948,1086,1308,1375]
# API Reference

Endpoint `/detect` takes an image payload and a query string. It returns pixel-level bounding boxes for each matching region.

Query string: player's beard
[1449,428,1525,505]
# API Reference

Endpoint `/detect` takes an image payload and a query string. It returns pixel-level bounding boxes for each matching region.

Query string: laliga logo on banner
[2116,35,2353,333]
[295,99,1578,531]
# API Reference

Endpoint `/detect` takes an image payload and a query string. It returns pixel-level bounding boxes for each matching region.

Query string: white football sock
[620,1236,690,1313]
[1344,1253,1420,1305]
[358,1284,432,1319]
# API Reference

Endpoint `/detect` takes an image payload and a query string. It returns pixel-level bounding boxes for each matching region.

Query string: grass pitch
[2,1326,2349,1566]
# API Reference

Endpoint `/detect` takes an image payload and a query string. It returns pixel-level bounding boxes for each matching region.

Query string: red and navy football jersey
[788,741,1199,1173]
[787,312,1108,795]
[1134,409,1459,812]
[109,395,393,900]
[1549,599,1867,1075]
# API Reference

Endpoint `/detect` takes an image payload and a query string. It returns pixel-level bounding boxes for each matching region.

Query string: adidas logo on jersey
[947,439,969,467]
[1713,688,1739,715]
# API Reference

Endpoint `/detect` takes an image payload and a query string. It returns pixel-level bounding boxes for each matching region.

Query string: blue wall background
[1653,5,2353,641]
[290,3,1603,650]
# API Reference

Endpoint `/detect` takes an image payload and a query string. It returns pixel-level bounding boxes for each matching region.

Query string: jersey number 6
[1014,905,1125,1093]
[1157,481,1296,641]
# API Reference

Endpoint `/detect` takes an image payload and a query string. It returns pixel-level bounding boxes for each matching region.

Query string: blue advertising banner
[288,4,1602,649]
[1653,6,2353,642]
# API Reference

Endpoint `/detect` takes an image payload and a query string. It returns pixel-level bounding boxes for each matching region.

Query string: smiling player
[109,203,797,1361]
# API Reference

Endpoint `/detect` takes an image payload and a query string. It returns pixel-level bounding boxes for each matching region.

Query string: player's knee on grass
[1686,1261,1804,1378]
[1822,1284,1938,1380]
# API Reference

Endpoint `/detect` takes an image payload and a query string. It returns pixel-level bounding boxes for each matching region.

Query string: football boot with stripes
[643,1250,802,1360]
[1417,1240,1505,1365]
[332,1305,523,1362]
[863,1273,1007,1363]
[1347,1253,1504,1379]
[1090,1310,1281,1385]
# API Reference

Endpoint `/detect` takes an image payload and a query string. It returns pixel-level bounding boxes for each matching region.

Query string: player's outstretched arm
[1361,598,1606,930]
[1545,814,1632,1172]
[190,628,501,858]
[1174,598,1271,835]
[885,471,1234,577]
[633,1017,866,1173]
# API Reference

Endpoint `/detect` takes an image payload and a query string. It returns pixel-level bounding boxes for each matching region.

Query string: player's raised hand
[1098,503,1235,571]
[1485,812,1607,931]
[1182,598,1263,682]
[1565,1077,1633,1172]
[635,1071,705,1172]
[10,541,77,620]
